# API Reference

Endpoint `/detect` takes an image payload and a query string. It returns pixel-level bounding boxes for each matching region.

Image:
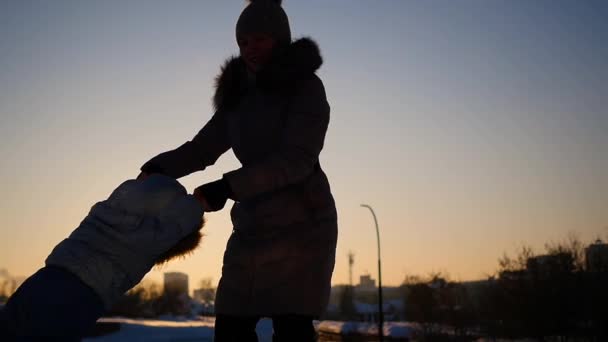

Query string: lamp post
[360,204,383,342]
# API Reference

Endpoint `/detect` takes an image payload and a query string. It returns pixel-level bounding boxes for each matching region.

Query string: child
[0,175,204,340]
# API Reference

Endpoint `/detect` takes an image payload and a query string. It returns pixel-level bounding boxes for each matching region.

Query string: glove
[194,178,233,212]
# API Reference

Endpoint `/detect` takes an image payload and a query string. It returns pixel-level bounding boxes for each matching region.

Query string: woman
[139,0,337,340]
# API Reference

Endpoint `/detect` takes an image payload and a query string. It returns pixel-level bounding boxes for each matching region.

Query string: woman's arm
[223,75,330,201]
[141,110,231,179]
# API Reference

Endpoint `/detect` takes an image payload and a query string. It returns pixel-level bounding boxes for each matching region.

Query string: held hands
[137,171,232,212]
[192,178,233,212]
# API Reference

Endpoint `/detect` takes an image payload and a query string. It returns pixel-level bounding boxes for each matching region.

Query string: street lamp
[360,204,384,342]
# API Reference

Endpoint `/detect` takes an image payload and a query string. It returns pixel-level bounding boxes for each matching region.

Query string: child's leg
[272,315,316,342]
[0,265,105,340]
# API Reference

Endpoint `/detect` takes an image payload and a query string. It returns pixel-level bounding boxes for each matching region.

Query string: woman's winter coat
[141,38,338,316]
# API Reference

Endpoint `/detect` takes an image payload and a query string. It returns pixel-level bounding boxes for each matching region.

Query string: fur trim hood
[213,37,323,110]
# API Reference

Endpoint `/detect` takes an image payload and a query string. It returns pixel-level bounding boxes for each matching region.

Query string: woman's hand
[193,179,233,212]
[193,187,213,212]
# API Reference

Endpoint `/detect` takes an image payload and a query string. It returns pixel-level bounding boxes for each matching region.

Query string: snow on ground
[84,317,273,342]
[317,320,421,338]
[83,317,419,341]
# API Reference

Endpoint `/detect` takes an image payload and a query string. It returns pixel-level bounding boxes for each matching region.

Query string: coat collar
[213,37,323,111]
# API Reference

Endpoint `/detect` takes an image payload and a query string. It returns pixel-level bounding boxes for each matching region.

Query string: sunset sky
[1,1,607,291]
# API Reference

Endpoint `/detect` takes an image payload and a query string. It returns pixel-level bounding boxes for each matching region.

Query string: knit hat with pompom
[236,0,291,45]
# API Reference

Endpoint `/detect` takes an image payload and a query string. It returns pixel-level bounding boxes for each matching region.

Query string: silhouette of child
[0,175,204,340]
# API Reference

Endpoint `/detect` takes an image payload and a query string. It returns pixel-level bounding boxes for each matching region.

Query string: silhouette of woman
[139,1,337,340]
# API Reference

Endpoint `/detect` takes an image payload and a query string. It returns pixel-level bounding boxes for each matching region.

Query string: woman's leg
[214,314,260,342]
[272,315,316,342]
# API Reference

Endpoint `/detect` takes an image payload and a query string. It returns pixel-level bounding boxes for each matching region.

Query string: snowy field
[82,317,418,341]
[83,317,274,342]
[317,320,419,339]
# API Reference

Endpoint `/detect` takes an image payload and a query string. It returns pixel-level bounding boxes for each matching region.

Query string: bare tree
[197,277,216,303]
[498,244,534,273]
[1,279,17,298]
[544,232,585,271]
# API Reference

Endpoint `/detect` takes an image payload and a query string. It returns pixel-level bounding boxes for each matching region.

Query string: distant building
[326,284,405,321]
[354,299,405,322]
[357,274,376,292]
[164,272,189,297]
[586,239,608,272]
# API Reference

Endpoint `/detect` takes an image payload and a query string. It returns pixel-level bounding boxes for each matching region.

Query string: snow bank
[84,317,274,342]
[83,317,214,341]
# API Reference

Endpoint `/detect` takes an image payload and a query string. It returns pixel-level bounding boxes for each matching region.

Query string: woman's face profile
[238,32,276,72]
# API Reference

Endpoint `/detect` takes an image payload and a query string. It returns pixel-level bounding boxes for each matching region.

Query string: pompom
[248,0,283,5]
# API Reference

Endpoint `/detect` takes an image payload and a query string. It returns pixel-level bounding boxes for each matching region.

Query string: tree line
[332,233,608,340]
[400,234,608,341]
